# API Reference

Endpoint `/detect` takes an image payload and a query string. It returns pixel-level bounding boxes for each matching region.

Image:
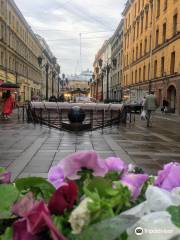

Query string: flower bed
[0,151,180,240]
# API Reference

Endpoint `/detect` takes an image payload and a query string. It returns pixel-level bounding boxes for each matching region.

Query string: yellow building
[0,0,42,101]
[123,0,180,113]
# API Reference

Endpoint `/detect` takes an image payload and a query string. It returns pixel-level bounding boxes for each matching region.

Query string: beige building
[68,80,89,91]
[0,0,43,101]
[123,0,180,113]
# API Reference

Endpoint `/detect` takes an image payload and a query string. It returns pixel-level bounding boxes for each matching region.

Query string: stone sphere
[68,106,86,123]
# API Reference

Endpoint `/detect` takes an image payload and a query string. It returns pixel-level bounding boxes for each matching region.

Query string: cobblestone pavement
[0,112,180,180]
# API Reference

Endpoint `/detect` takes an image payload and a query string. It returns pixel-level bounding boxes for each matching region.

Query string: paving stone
[0,112,180,180]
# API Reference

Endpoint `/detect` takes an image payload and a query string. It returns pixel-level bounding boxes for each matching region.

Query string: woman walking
[2,90,14,119]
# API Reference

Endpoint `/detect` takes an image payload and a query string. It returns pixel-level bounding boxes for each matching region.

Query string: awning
[0,82,19,91]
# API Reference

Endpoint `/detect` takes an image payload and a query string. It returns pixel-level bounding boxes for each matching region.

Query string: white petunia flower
[69,198,93,234]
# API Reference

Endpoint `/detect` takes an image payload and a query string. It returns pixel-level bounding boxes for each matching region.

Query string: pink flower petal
[12,192,35,217]
[0,172,11,184]
[121,173,148,199]
[105,157,127,172]
[155,162,180,191]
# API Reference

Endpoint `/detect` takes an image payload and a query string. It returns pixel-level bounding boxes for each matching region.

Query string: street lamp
[52,71,56,96]
[38,56,49,100]
[105,64,111,101]
[58,77,61,97]
[98,58,104,101]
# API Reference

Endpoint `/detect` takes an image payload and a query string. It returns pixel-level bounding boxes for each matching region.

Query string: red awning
[0,88,17,91]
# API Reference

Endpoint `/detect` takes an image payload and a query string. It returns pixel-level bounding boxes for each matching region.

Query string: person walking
[143,91,158,127]
[161,98,169,113]
[1,90,14,119]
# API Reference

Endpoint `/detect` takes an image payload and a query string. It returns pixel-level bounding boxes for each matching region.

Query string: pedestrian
[49,95,57,102]
[1,90,15,119]
[161,98,169,113]
[143,91,158,127]
[58,94,64,102]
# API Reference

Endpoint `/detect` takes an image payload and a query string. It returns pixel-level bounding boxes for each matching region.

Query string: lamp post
[45,63,49,100]
[58,77,61,97]
[52,71,56,96]
[95,66,99,100]
[106,64,111,101]
[38,56,50,101]
[98,58,104,101]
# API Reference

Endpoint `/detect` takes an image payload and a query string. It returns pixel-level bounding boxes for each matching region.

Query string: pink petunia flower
[105,157,128,173]
[13,201,66,240]
[0,172,11,184]
[12,192,36,218]
[48,151,108,188]
[120,173,149,200]
[155,162,180,191]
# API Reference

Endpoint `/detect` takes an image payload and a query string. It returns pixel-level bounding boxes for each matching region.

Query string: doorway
[167,85,176,113]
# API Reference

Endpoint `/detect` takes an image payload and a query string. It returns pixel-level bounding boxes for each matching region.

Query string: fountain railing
[27,102,127,132]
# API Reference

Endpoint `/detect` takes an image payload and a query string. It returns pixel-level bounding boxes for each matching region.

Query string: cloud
[15,0,126,75]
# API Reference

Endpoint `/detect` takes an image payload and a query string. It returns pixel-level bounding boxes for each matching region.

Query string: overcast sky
[15,0,126,75]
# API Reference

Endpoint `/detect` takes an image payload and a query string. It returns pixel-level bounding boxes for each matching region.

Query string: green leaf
[167,205,180,228]
[0,184,19,219]
[15,177,55,201]
[85,177,112,197]
[77,215,139,240]
[0,227,13,240]
[0,168,5,174]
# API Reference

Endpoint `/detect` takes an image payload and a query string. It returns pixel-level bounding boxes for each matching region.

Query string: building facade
[92,39,112,101]
[110,20,123,101]
[36,35,60,100]
[0,0,43,101]
[123,0,180,113]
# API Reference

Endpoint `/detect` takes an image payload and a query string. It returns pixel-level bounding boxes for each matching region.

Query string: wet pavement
[0,112,180,180]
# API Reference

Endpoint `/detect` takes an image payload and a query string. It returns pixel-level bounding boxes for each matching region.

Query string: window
[145,10,149,29]
[163,23,166,43]
[143,65,146,80]
[132,71,134,84]
[164,0,168,10]
[148,63,150,80]
[136,45,138,59]
[133,26,135,40]
[157,0,160,17]
[141,16,144,33]
[127,33,129,48]
[0,51,4,66]
[137,21,139,37]
[150,35,152,50]
[173,14,177,36]
[156,28,159,47]
[140,42,142,57]
[9,11,12,25]
[170,52,175,74]
[154,60,158,78]
[135,3,137,17]
[139,68,141,82]
[133,49,135,62]
[144,38,147,54]
[161,57,165,76]
[135,70,137,83]
[138,0,140,12]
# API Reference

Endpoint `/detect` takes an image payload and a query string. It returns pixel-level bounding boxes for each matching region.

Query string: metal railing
[26,102,127,132]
